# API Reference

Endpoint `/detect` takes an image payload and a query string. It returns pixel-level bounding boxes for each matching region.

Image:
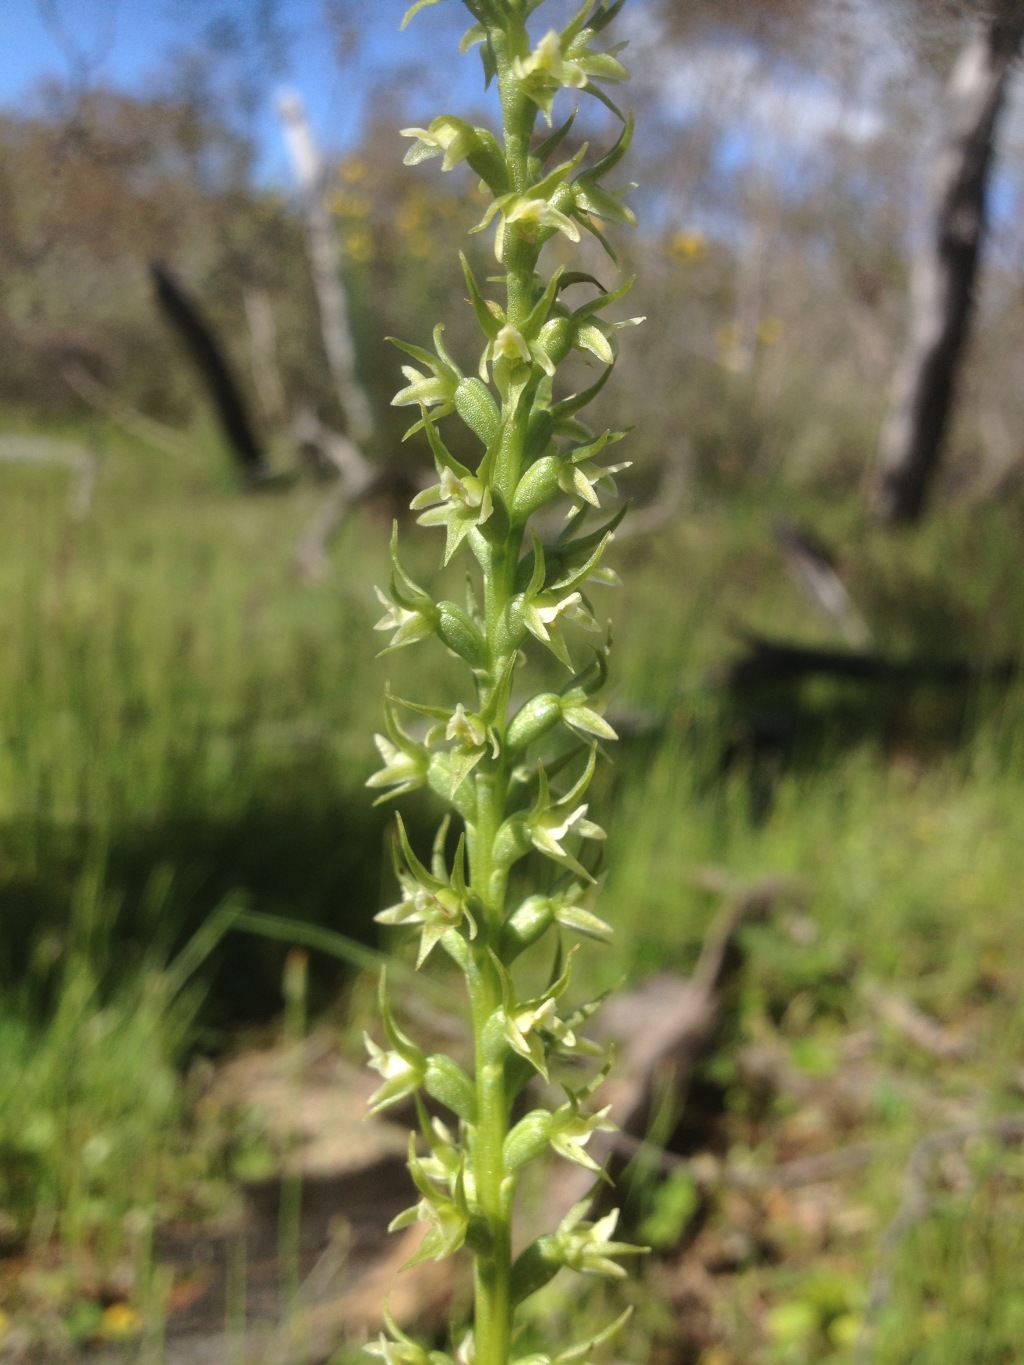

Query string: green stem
[469,606,512,1365]
[469,959,512,1365]
[465,32,546,1365]
[494,31,538,327]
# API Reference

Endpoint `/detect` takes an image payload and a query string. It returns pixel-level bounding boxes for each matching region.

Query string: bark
[871,1,1024,523]
[243,286,288,429]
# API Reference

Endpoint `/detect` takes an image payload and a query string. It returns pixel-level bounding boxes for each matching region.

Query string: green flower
[474,192,580,262]
[490,948,583,1082]
[376,815,477,967]
[366,696,429,801]
[390,327,463,431]
[481,322,531,378]
[558,446,631,509]
[393,364,457,413]
[548,1099,615,1171]
[400,115,507,191]
[513,29,589,93]
[389,1135,471,1265]
[400,116,477,171]
[503,994,576,1080]
[366,1306,452,1365]
[374,525,444,652]
[504,195,581,246]
[374,586,437,650]
[530,797,604,867]
[366,731,427,799]
[527,754,606,879]
[364,1034,426,1114]
[444,702,499,767]
[412,463,494,564]
[414,1115,477,1199]
[364,971,429,1113]
[523,589,600,668]
[544,1203,645,1279]
[511,27,629,122]
[548,882,614,940]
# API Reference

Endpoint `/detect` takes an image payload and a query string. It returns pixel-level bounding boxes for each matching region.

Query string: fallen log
[726,632,1018,695]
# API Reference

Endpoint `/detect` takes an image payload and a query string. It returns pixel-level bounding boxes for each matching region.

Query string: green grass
[0,423,455,1022]
[2,416,1024,1357]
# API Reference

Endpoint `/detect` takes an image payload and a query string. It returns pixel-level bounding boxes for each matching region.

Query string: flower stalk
[366,5,644,1365]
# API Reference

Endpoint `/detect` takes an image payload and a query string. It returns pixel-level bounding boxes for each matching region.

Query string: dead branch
[293,482,356,584]
[860,979,975,1062]
[773,518,870,646]
[611,1130,883,1193]
[290,1225,457,1360]
[277,92,379,580]
[291,406,376,582]
[61,360,188,458]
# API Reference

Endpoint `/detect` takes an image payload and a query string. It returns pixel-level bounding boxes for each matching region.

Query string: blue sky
[0,0,479,181]
[0,0,891,190]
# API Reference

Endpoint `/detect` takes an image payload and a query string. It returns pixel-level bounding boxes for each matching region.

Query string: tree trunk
[276,92,374,447]
[871,2,1024,524]
[151,262,271,486]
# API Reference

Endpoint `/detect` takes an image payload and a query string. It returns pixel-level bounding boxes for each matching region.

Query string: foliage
[0,953,197,1244]
[0,428,421,1026]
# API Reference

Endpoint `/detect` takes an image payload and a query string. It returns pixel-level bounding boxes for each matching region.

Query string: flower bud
[506,692,562,752]
[509,1238,561,1308]
[480,1010,510,1068]
[436,602,488,669]
[492,324,531,367]
[511,457,560,521]
[489,815,534,884]
[500,894,555,959]
[524,407,555,463]
[425,1054,477,1124]
[494,598,526,659]
[503,1109,552,1174]
[536,316,572,369]
[455,378,501,447]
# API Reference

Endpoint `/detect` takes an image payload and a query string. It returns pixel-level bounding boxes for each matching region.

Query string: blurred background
[2,1,1024,1361]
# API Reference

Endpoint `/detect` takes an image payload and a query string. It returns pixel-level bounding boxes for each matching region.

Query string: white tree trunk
[277,91,375,447]
[871,1,1024,523]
